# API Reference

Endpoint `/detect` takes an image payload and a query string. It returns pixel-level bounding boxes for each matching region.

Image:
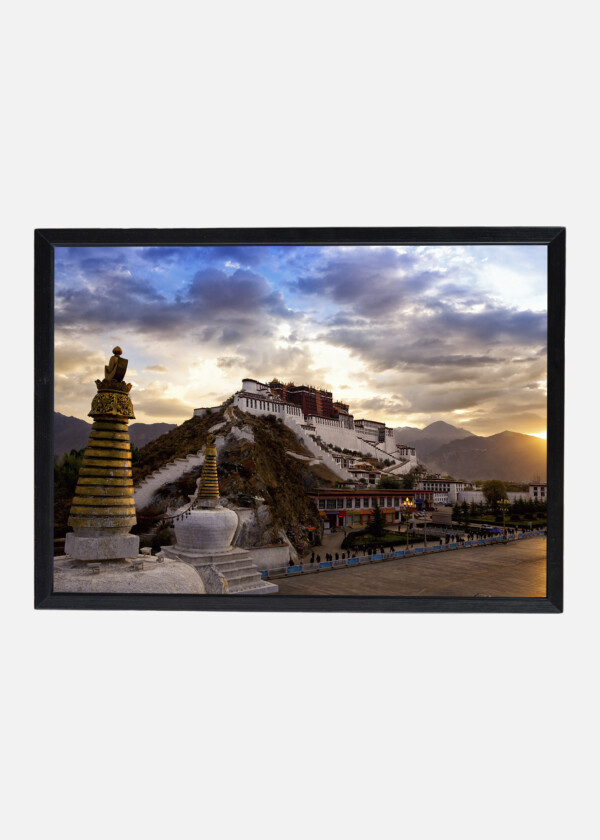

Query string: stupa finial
[91,345,134,418]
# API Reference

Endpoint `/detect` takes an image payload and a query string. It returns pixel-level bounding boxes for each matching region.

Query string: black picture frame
[35,227,564,613]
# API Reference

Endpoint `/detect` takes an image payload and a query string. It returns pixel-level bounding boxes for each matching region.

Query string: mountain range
[54,412,176,458]
[394,420,475,457]
[395,421,546,482]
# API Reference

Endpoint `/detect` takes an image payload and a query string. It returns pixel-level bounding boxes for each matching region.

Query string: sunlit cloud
[54,244,547,434]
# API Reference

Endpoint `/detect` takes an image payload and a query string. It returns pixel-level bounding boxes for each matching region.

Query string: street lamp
[403,498,411,549]
[498,498,510,543]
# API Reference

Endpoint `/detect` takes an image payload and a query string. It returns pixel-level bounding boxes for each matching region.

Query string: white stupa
[160,436,278,595]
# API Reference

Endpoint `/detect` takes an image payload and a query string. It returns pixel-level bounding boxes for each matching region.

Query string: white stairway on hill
[134,452,205,510]
[282,414,353,481]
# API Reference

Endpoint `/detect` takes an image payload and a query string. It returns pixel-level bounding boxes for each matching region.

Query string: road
[278,536,546,597]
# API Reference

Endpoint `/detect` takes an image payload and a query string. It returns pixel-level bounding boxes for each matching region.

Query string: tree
[482,480,508,509]
[369,501,385,538]
[401,473,415,489]
[378,475,402,489]
[461,500,470,525]
[452,502,461,522]
[54,448,86,498]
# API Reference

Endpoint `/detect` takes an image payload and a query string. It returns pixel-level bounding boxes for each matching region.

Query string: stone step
[216,563,262,579]
[225,571,263,586]
[214,560,256,573]
[228,580,279,595]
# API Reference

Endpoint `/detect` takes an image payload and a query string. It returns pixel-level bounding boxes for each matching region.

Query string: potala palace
[195,377,418,483]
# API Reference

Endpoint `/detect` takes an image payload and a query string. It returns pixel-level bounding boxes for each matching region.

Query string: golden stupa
[65,347,139,560]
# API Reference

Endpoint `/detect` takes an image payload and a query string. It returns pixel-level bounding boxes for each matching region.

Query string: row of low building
[415,478,547,505]
[309,488,431,532]
[310,482,548,533]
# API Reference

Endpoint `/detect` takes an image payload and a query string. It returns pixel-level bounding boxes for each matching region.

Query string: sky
[54,244,547,437]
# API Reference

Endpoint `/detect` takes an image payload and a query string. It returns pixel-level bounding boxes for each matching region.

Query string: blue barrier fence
[262,531,546,578]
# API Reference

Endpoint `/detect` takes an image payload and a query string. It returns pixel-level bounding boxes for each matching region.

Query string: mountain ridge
[423,430,546,482]
[53,412,177,458]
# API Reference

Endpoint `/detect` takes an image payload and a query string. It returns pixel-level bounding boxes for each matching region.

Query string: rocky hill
[54,412,176,458]
[423,430,546,482]
[131,406,329,556]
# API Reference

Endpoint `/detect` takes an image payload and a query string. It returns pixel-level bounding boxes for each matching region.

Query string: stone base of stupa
[65,532,140,561]
[160,545,279,595]
[54,554,207,594]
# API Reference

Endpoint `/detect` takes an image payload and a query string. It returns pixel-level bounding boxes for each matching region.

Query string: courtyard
[275,536,547,598]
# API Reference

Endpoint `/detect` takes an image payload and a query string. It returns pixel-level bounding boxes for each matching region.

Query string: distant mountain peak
[423,420,474,436]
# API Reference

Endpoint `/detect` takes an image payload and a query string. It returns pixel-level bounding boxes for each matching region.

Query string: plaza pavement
[278,536,547,598]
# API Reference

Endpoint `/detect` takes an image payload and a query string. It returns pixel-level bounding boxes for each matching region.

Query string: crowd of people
[290,525,540,569]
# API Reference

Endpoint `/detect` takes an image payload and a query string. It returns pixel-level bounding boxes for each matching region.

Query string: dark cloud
[186,268,292,320]
[294,247,445,317]
[55,259,294,352]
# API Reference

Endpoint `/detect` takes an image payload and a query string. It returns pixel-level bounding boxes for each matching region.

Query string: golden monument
[195,435,220,501]
[65,346,139,560]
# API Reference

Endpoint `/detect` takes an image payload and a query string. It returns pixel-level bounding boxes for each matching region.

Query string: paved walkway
[278,537,546,598]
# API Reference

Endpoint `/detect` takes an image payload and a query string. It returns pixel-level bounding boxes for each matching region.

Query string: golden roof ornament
[90,346,135,419]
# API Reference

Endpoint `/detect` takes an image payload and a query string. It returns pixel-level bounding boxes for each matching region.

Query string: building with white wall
[529,483,547,501]
[416,478,468,503]
[226,378,415,467]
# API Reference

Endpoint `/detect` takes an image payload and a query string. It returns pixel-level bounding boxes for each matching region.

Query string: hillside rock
[132,409,323,556]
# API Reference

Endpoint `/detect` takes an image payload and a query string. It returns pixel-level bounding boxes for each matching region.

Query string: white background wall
[6,3,596,840]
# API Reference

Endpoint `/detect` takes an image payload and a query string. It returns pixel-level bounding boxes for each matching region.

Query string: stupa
[64,346,139,561]
[161,436,279,594]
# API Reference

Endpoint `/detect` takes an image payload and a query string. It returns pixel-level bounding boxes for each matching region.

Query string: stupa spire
[196,435,220,501]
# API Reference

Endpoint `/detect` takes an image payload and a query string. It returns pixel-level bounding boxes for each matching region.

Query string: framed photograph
[35,227,564,612]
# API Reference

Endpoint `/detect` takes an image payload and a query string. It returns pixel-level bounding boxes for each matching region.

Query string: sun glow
[529,431,547,440]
